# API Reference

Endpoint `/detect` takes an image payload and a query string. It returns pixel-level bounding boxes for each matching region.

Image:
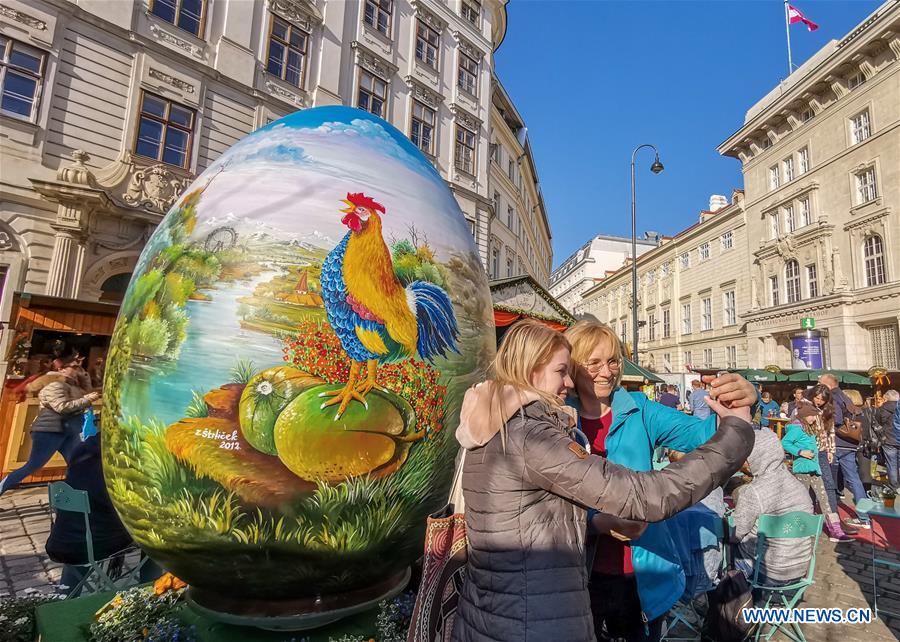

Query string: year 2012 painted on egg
[101,106,496,615]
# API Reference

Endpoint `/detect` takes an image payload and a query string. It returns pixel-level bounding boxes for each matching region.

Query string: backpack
[704,569,755,642]
[853,406,883,458]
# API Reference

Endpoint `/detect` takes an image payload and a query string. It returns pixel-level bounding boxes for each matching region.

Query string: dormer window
[847,71,865,90]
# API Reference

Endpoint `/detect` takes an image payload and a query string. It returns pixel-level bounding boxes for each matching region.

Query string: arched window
[785,260,801,303]
[864,235,886,287]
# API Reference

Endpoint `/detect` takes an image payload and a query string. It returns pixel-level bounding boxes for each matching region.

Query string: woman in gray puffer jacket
[0,353,100,495]
[451,321,753,642]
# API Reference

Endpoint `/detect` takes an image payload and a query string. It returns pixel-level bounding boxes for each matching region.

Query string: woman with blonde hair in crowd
[561,320,758,641]
[452,320,755,642]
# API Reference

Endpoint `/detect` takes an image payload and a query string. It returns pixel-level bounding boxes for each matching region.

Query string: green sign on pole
[801,317,815,330]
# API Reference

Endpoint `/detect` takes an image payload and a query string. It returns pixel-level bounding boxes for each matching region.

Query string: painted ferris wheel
[204,226,237,253]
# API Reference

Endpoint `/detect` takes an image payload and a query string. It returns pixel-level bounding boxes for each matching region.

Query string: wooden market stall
[1,293,118,483]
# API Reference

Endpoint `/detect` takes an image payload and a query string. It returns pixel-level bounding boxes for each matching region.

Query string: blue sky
[494,0,883,269]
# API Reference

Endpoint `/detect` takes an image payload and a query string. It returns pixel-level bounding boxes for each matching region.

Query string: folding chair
[48,482,146,598]
[750,511,823,642]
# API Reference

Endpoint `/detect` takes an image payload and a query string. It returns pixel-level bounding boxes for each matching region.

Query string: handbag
[407,450,467,642]
[703,569,755,642]
[835,419,862,444]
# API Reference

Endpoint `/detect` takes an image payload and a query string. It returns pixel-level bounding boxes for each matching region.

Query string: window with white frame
[770,276,779,306]
[769,165,780,190]
[458,51,478,95]
[506,205,513,227]
[800,108,814,123]
[266,15,309,88]
[847,71,865,90]
[134,91,195,169]
[783,156,794,182]
[784,204,795,233]
[699,242,710,262]
[684,350,693,368]
[357,69,387,117]
[798,147,809,174]
[864,234,886,287]
[703,348,713,369]
[679,252,690,269]
[663,352,672,373]
[726,345,737,369]
[723,290,736,325]
[0,36,46,121]
[455,124,477,174]
[461,0,481,26]
[415,20,440,68]
[364,0,393,36]
[663,308,671,338]
[721,231,733,251]
[661,261,671,277]
[491,246,499,276]
[648,312,656,341]
[850,109,871,145]
[507,157,515,180]
[761,137,772,150]
[681,302,692,335]
[855,166,877,204]
[769,212,779,240]
[506,256,513,277]
[785,260,801,303]
[410,100,435,155]
[806,264,818,298]
[150,0,205,37]
[701,297,712,331]
[870,324,899,370]
[799,197,811,227]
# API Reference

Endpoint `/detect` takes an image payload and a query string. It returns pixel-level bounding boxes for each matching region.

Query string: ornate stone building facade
[575,193,750,373]
[718,1,900,370]
[0,0,550,378]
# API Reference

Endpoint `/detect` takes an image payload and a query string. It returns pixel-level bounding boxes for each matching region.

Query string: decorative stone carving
[57,150,97,187]
[404,76,442,107]
[265,79,309,107]
[0,4,46,30]
[149,23,204,59]
[149,68,195,94]
[270,0,321,31]
[750,261,761,309]
[449,103,480,130]
[452,32,483,61]
[124,164,192,212]
[350,42,397,79]
[775,235,795,260]
[411,0,446,31]
[0,231,14,251]
[831,247,848,291]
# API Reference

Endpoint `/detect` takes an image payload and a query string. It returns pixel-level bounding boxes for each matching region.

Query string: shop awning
[622,359,663,384]
[493,309,569,332]
[731,368,787,383]
[785,369,871,385]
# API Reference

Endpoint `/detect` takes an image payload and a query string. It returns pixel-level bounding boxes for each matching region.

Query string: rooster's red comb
[345,192,385,214]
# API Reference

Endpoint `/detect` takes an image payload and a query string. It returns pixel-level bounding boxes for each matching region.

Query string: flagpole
[784,0,794,74]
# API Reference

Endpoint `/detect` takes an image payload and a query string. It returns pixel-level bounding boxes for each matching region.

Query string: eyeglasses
[581,359,621,374]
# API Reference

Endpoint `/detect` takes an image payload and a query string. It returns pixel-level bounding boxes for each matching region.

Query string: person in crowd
[819,373,870,530]
[45,433,140,595]
[732,429,815,596]
[786,387,805,417]
[88,356,106,389]
[688,379,711,419]
[759,390,781,428]
[0,352,100,496]
[658,384,681,409]
[452,320,754,642]
[782,405,851,541]
[877,390,900,490]
[779,401,790,418]
[561,321,757,641]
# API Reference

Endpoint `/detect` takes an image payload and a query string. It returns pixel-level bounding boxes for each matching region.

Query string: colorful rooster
[319,192,459,419]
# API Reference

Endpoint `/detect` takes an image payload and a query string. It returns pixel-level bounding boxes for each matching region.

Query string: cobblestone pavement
[2,485,900,640]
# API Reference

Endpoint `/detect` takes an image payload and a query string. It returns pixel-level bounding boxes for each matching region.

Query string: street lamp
[630,144,664,363]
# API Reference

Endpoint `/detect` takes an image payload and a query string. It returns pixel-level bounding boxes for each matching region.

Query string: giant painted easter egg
[103,106,495,622]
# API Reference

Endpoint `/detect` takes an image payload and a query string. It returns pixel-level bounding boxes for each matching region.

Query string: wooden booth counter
[1,293,119,483]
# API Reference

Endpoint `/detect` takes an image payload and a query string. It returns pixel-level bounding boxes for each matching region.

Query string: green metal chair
[750,511,823,642]
[48,482,145,598]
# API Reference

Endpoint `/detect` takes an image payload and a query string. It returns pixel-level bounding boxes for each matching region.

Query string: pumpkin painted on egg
[102,107,495,623]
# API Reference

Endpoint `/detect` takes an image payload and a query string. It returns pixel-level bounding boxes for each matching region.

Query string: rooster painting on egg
[320,191,459,419]
[101,106,494,622]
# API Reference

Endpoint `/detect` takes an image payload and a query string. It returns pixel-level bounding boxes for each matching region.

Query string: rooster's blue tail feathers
[409,280,460,363]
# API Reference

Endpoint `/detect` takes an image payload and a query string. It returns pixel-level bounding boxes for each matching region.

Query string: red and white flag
[788,4,819,31]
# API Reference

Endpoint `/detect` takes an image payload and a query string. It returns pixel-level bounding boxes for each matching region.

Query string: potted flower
[883,487,896,508]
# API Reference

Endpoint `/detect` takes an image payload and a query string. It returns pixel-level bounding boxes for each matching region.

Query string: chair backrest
[48,481,96,564]
[755,511,824,583]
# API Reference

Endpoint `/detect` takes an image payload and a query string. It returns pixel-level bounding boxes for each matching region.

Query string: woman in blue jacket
[564,320,757,641]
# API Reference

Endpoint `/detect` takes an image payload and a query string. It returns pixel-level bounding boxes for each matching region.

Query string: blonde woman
[563,320,758,641]
[451,320,754,642]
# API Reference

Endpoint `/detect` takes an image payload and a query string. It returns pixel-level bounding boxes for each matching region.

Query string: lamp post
[630,144,664,363]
